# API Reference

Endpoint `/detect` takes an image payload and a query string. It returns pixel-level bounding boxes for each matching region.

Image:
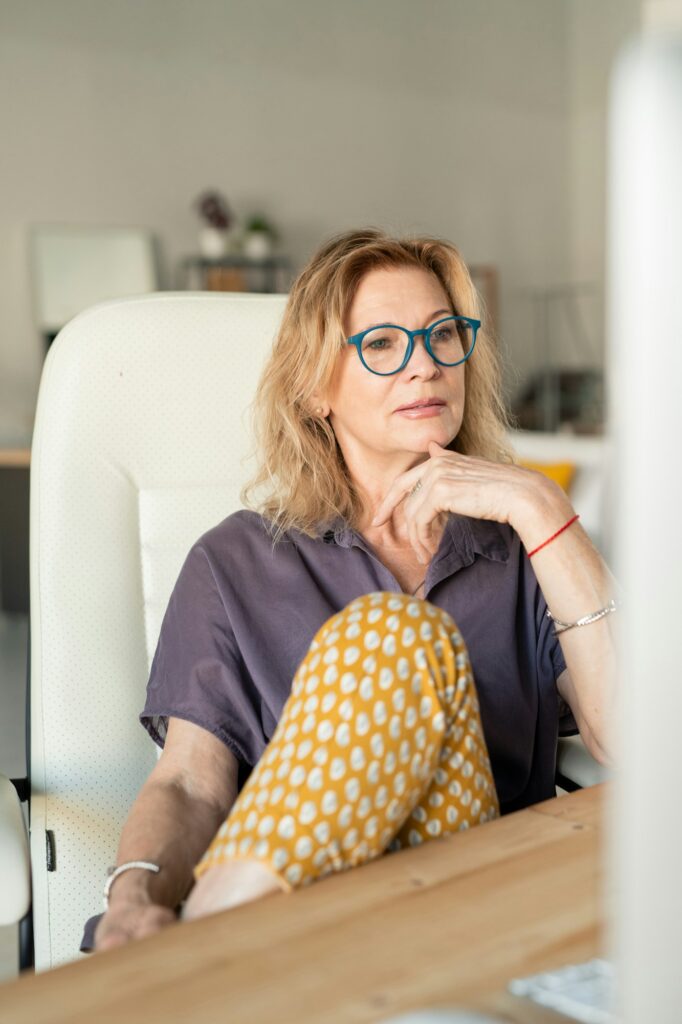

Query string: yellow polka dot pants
[193,592,500,891]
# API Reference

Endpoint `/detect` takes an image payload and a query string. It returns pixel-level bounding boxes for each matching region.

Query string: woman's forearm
[106,775,230,910]
[512,481,618,762]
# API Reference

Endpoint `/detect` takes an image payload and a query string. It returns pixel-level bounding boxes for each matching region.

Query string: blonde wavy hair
[241,227,512,542]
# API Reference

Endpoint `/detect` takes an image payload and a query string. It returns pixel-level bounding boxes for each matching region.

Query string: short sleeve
[139,541,265,768]
[535,584,580,738]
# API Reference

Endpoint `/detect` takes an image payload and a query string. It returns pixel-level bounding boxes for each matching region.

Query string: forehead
[346,265,451,331]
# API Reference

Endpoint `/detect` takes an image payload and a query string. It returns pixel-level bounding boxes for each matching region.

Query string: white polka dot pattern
[194,592,499,889]
[29,293,288,969]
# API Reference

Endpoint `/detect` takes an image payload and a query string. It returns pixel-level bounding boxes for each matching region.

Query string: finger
[426,511,449,556]
[95,931,130,952]
[410,501,450,565]
[416,515,438,564]
[372,473,419,528]
[406,496,431,563]
[408,522,429,565]
[371,471,422,526]
[407,518,426,564]
[136,919,169,939]
[403,491,430,565]
[428,440,448,457]
[416,516,438,561]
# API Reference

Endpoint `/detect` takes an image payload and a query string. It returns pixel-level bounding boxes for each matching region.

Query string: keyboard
[508,958,617,1023]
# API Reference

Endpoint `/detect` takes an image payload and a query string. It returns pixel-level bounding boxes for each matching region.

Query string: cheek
[449,368,466,406]
[330,360,391,419]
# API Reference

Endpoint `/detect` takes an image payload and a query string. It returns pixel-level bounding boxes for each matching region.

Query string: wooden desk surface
[0,785,607,1024]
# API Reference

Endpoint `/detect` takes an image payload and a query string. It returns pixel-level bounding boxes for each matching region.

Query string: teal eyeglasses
[346,315,480,376]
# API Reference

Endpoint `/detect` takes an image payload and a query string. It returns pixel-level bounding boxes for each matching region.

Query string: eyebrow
[357,308,453,333]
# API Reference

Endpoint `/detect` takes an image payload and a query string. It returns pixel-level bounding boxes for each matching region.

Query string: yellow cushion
[518,459,576,494]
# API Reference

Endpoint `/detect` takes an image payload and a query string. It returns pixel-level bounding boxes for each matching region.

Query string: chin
[407,426,456,450]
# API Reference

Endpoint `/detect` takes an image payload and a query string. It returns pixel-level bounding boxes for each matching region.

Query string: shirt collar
[456,515,510,564]
[428,515,510,586]
[322,513,509,567]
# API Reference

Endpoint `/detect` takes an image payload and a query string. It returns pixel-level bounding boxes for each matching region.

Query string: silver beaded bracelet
[103,860,161,910]
[547,598,618,636]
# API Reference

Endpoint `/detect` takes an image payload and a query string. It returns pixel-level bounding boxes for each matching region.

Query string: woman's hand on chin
[370,441,574,565]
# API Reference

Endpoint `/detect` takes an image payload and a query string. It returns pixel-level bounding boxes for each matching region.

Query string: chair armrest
[0,774,31,925]
[557,735,610,790]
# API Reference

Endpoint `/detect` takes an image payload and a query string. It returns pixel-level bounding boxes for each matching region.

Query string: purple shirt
[141,509,575,803]
[80,509,576,952]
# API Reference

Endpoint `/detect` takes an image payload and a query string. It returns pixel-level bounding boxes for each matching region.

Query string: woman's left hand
[371,441,572,564]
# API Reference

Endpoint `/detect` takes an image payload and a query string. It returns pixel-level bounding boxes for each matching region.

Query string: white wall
[564,0,641,369]
[0,0,575,438]
[0,0,647,437]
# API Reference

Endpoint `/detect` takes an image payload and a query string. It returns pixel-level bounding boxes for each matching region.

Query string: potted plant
[194,190,233,258]
[242,214,278,260]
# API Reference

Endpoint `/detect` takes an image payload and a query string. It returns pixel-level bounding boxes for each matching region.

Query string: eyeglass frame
[346,315,481,376]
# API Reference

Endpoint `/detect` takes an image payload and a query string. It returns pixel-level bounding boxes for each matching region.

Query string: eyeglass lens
[359,317,474,374]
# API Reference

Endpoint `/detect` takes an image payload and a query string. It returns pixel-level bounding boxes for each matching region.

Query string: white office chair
[0,293,607,976]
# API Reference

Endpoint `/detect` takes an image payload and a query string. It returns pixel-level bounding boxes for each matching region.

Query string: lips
[395,399,446,412]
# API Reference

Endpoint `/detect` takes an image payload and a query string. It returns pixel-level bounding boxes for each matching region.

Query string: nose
[405,333,440,377]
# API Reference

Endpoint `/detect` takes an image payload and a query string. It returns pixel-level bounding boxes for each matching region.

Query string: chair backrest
[29,292,288,970]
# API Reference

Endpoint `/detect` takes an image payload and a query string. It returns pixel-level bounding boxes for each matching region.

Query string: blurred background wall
[0,0,640,441]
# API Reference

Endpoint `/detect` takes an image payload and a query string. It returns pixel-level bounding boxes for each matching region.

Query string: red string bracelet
[527,513,580,558]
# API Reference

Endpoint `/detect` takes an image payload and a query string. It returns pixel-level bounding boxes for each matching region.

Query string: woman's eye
[365,337,390,350]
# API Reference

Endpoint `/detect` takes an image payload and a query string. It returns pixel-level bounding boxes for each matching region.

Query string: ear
[309,389,329,419]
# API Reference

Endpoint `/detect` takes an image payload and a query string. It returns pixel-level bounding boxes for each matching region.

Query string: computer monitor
[608,27,682,1022]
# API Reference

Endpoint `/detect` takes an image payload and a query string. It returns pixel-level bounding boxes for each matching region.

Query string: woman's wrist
[510,474,575,554]
[105,867,158,908]
[105,861,191,910]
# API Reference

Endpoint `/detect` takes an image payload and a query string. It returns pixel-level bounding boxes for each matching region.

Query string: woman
[86,228,616,952]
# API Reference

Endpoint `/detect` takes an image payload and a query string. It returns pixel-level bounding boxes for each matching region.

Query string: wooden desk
[0,785,607,1023]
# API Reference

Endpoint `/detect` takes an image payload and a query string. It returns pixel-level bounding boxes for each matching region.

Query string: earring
[316,406,325,416]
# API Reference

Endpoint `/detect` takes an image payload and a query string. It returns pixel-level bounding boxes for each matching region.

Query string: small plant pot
[199,226,228,259]
[243,231,273,261]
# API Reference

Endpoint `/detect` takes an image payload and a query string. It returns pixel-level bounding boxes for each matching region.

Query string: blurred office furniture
[0,450,30,615]
[0,293,605,976]
[512,368,605,434]
[514,283,603,433]
[178,254,293,293]
[180,257,492,309]
[29,226,159,350]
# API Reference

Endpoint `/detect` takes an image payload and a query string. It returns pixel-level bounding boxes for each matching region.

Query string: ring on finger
[410,479,423,497]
